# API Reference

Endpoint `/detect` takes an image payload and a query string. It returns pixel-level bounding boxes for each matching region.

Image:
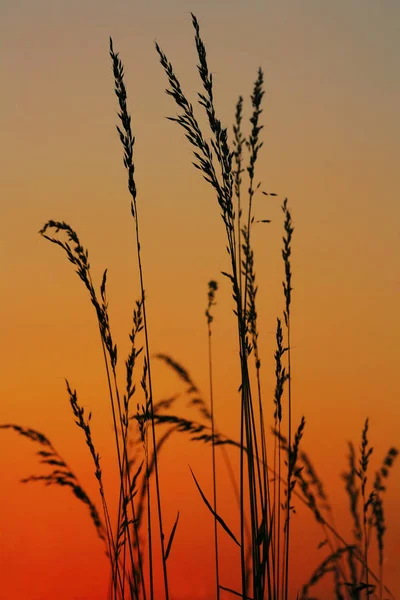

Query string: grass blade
[189,465,241,548]
[164,511,180,561]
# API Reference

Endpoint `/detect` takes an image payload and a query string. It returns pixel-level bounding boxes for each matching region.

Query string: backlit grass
[2,13,398,600]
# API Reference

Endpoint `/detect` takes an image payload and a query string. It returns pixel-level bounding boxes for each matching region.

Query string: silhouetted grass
[2,12,398,600]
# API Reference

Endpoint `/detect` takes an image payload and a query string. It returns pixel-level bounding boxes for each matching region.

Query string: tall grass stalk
[281,198,294,600]
[205,280,220,600]
[109,38,170,600]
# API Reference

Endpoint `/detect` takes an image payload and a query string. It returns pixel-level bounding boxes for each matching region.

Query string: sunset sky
[1,1,399,599]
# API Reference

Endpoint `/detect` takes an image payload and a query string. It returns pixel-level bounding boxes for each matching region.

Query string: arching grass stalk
[0,423,116,578]
[38,222,138,598]
[109,38,169,600]
[205,280,220,600]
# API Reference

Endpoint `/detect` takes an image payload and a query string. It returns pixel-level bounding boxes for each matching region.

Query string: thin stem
[206,280,220,600]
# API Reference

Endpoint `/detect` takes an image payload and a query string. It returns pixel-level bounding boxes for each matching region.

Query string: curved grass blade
[189,466,240,547]
[164,511,180,561]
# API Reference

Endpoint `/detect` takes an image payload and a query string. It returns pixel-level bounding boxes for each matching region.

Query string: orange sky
[1,1,399,599]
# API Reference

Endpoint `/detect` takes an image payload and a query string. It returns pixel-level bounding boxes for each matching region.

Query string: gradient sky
[1,1,399,599]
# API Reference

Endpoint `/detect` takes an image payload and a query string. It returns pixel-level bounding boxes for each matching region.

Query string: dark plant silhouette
[2,13,398,600]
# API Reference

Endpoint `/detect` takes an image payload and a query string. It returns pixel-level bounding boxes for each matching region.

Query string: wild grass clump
[2,12,398,600]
